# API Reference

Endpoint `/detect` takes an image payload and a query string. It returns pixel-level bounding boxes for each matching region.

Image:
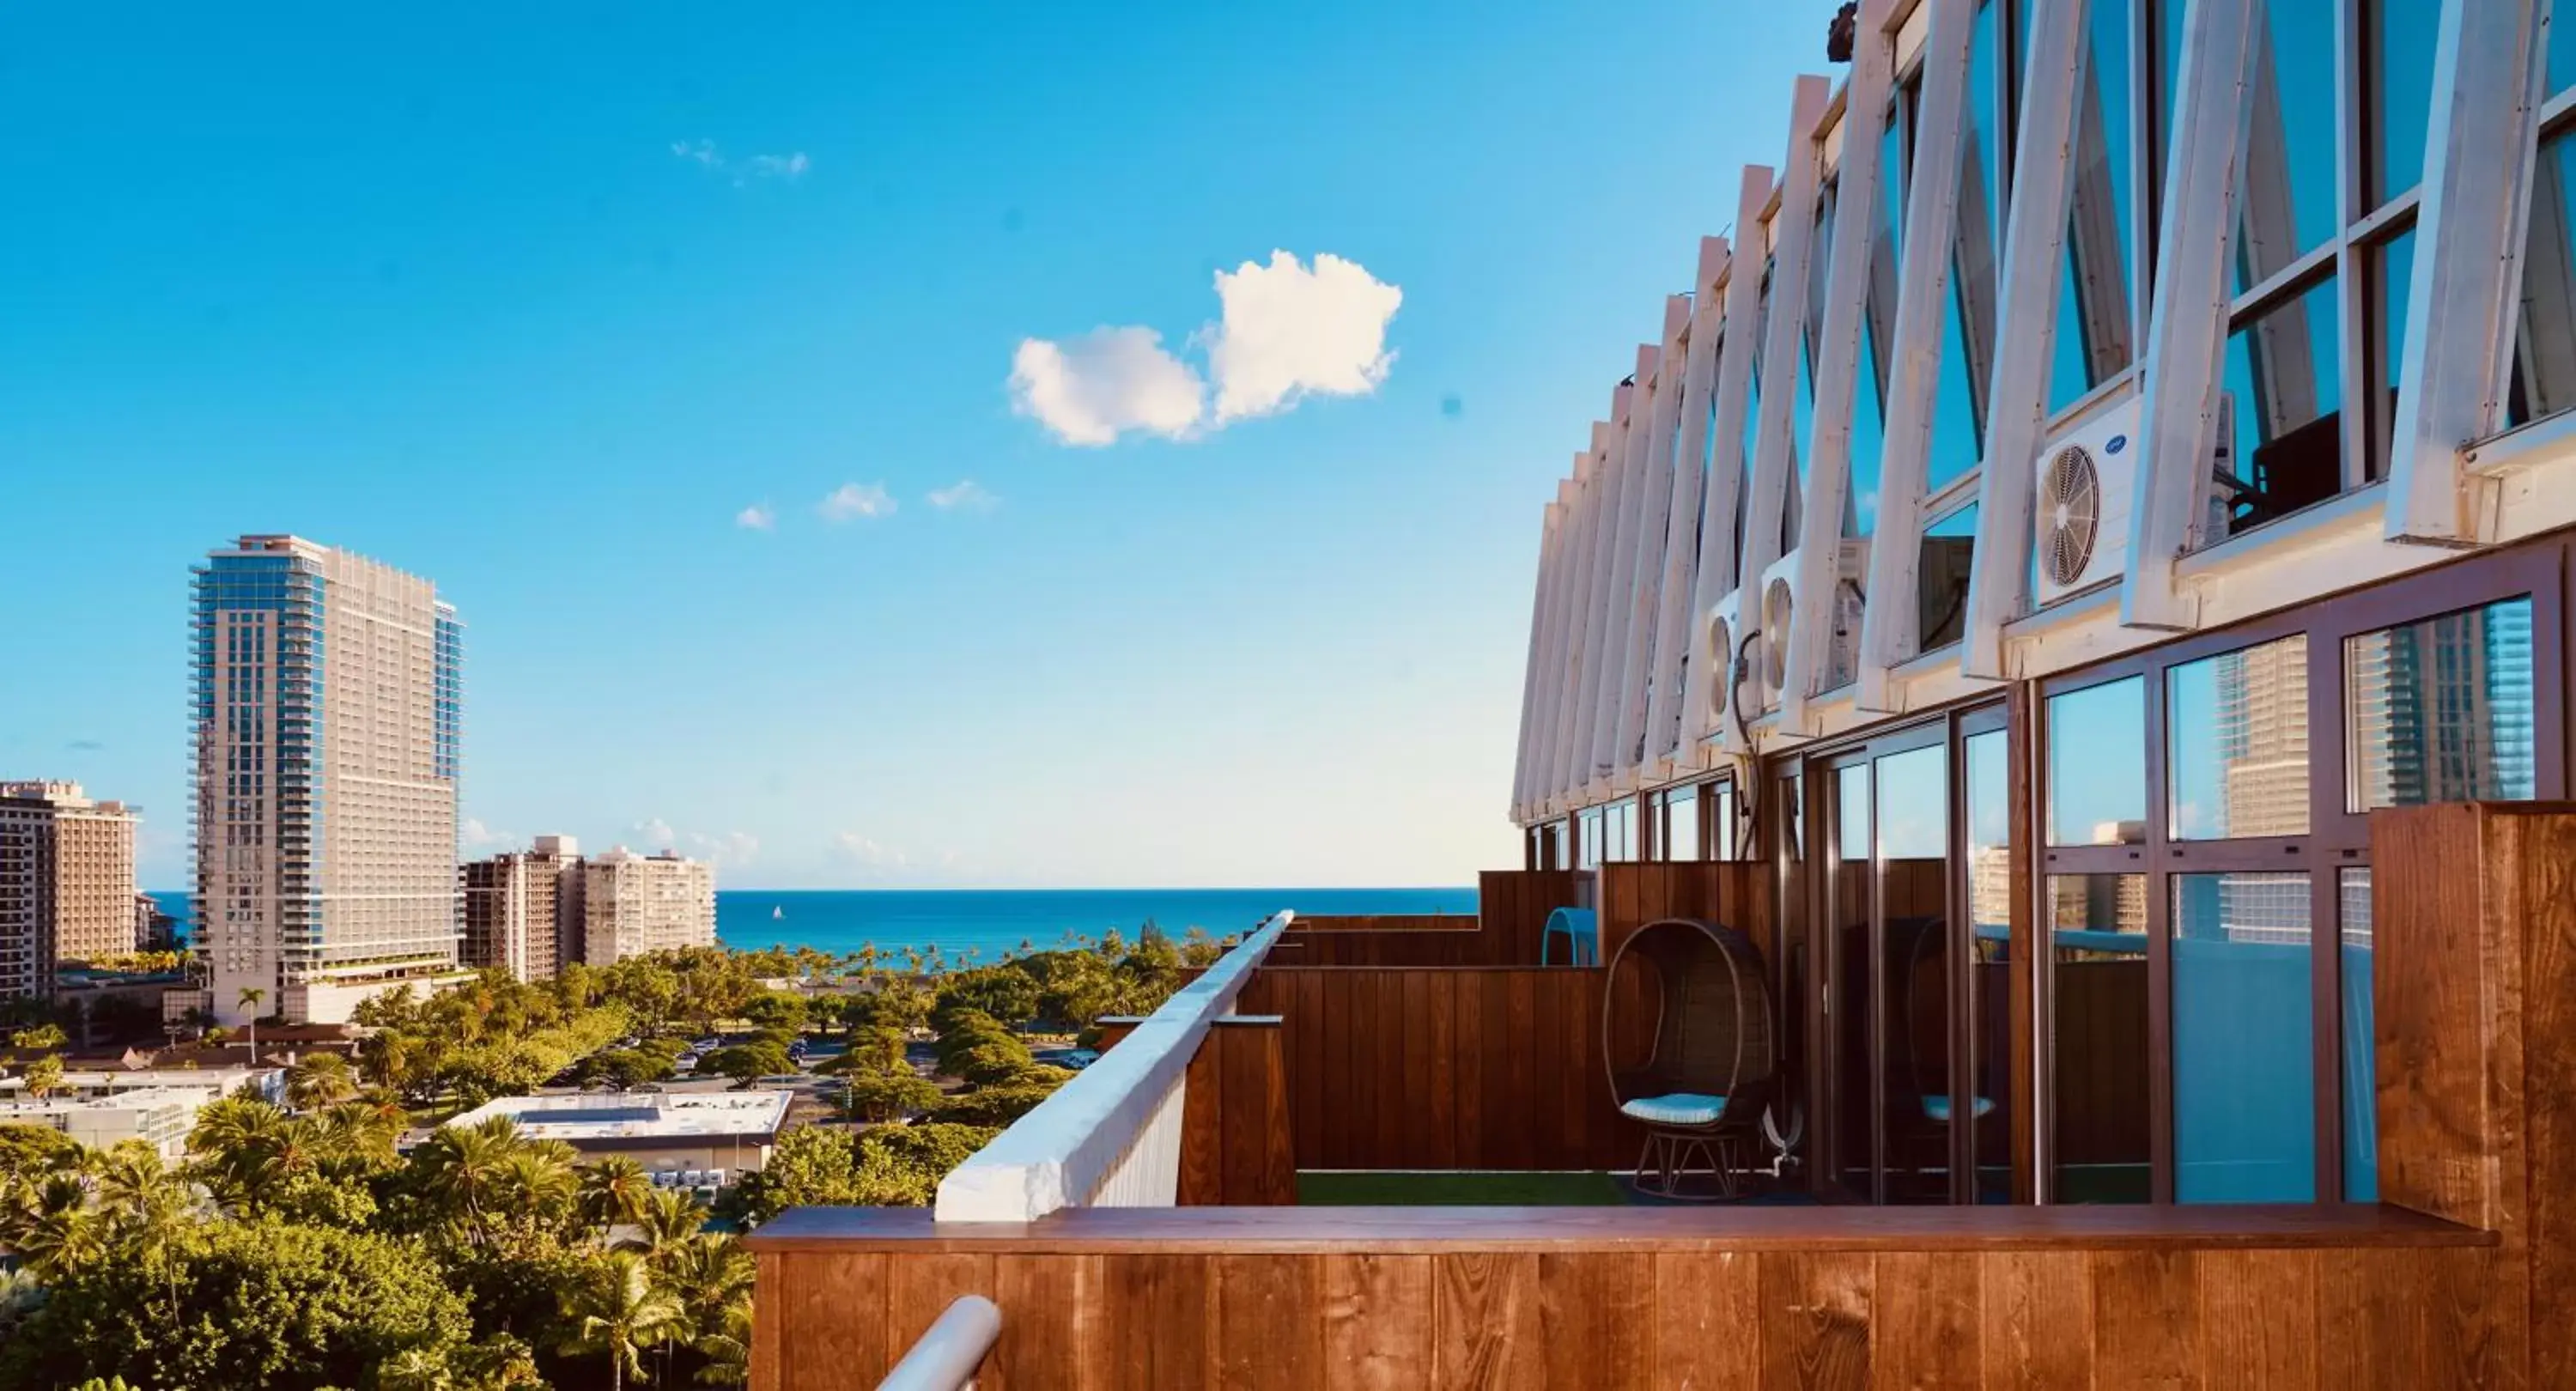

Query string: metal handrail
[878,1295,1000,1390]
[933,911,1292,1221]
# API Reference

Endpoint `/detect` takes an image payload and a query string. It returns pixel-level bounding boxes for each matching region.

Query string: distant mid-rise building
[191,536,466,1025]
[134,893,180,954]
[461,835,581,981]
[580,846,716,965]
[0,781,141,995]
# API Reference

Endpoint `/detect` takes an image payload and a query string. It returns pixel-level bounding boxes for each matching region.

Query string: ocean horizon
[148,885,1477,963]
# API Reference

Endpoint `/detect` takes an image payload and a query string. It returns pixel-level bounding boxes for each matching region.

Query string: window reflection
[1662,786,1700,861]
[2215,275,2343,535]
[1709,781,1739,860]
[2047,677,2148,845]
[2345,598,2537,811]
[1832,761,1874,1197]
[2172,872,2315,1202]
[1878,745,1953,1205]
[1917,505,1976,653]
[2167,635,2310,840]
[2366,0,2439,206]
[2047,0,2137,414]
[1736,265,1773,565]
[1927,0,2003,494]
[1965,729,2011,1203]
[1838,762,1870,863]
[2366,228,2414,481]
[1578,806,1604,871]
[2235,0,2339,291]
[2341,867,2376,1200]
[2050,872,2150,1202]
[2508,131,2576,429]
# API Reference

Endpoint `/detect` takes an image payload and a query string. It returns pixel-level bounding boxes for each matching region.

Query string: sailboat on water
[772,905,784,920]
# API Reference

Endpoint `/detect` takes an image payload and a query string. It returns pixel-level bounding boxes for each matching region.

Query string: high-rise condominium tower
[461,835,581,982]
[580,847,717,966]
[192,536,464,1025]
[0,781,140,996]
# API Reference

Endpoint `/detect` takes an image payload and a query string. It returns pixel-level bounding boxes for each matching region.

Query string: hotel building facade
[191,536,466,1025]
[1507,0,2576,1207]
[460,835,585,983]
[0,781,140,996]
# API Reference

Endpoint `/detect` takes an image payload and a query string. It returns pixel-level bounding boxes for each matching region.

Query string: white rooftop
[444,1090,793,1145]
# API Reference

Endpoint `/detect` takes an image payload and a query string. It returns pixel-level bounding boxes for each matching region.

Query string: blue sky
[0,2,1822,890]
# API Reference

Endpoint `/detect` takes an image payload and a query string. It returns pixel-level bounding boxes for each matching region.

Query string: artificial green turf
[1294,1169,1631,1206]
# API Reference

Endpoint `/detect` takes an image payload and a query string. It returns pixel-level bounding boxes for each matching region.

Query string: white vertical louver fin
[1585,349,1660,793]
[1612,298,1696,783]
[1727,75,1836,751]
[1643,235,1733,774]
[1779,0,1900,733]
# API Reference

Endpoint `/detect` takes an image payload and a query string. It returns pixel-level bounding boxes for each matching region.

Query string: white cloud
[1008,327,1206,446]
[817,482,896,521]
[927,479,999,512]
[1206,252,1402,422]
[634,817,677,849]
[685,829,761,868]
[833,832,910,869]
[1008,252,1399,446]
[461,817,515,853]
[734,502,775,531]
[671,140,810,184]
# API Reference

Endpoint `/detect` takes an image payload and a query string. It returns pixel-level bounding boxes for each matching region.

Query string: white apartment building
[580,846,716,965]
[191,536,467,1025]
[0,781,140,996]
[461,834,582,981]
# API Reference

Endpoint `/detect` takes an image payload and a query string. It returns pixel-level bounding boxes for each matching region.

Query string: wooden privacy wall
[1595,860,1772,963]
[1272,870,1588,968]
[1176,1017,1295,1206]
[749,1207,2499,1390]
[2372,802,2576,1386]
[1235,966,1649,1171]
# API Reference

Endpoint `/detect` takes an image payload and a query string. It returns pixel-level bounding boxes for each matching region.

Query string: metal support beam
[1958,0,2091,680]
[2122,0,2259,631]
[1643,235,1733,774]
[1781,0,1900,734]
[1728,74,1836,751]
[1678,168,1779,757]
[1856,0,1979,708]
[2385,0,2552,544]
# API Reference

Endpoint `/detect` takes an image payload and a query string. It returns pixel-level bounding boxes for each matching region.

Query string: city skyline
[0,2,1823,894]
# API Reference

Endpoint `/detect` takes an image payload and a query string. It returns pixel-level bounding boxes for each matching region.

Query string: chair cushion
[1921,1095,1996,1123]
[1620,1092,1728,1126]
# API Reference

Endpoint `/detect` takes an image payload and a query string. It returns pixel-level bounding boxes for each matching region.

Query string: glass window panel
[2235,0,2340,291]
[1838,762,1871,863]
[1965,729,2011,1203]
[1736,267,1774,564]
[2050,872,2151,1202]
[2340,866,2376,1200]
[2552,0,2576,98]
[1579,806,1604,871]
[1877,745,1947,860]
[2344,597,2538,811]
[1878,744,1953,1204]
[2166,635,2312,840]
[2215,274,2344,538]
[1666,788,1701,861]
[2172,872,2316,1202]
[2047,0,2140,415]
[1851,111,1906,542]
[2366,0,2439,206]
[2507,131,2576,428]
[2367,228,2415,481]
[1918,505,1977,653]
[1710,782,1738,860]
[2047,677,2148,845]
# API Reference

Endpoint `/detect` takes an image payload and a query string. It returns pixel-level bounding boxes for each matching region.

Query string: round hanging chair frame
[1601,915,1777,1200]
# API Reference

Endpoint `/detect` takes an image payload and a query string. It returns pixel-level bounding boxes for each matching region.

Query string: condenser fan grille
[2042,444,2102,588]
[1705,615,1733,717]
[1760,579,1795,693]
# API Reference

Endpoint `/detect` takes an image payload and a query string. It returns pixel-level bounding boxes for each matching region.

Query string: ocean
[147,886,1476,964]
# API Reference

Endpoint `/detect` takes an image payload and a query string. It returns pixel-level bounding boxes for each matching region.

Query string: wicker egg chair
[1601,917,1777,1200]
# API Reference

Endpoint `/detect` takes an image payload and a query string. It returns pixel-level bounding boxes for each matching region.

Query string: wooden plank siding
[1273,872,1590,969]
[1595,860,1775,964]
[1236,966,1647,1171]
[751,1210,2499,1391]
[1176,1017,1297,1206]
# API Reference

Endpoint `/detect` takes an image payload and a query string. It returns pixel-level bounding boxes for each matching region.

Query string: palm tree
[560,1251,689,1391]
[20,1054,64,1100]
[284,1052,358,1110]
[625,1186,705,1256]
[692,1297,754,1388]
[661,1233,754,1335]
[580,1157,655,1234]
[413,1115,526,1224]
[0,1175,105,1280]
[90,1143,199,1255]
[184,1096,313,1212]
[497,1146,580,1226]
[236,987,265,1059]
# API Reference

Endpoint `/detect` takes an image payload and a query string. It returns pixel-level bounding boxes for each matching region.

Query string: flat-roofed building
[442,1089,790,1181]
[0,1084,239,1160]
[580,846,716,966]
[0,781,140,996]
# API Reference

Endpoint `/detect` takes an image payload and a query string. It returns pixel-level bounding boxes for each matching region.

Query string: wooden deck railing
[932,912,1291,1222]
